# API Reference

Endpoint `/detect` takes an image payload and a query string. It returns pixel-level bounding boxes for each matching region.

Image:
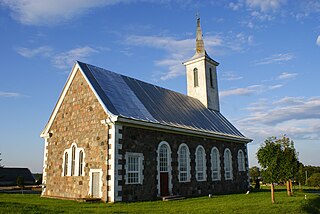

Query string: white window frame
[177,143,191,182]
[157,141,173,196]
[238,149,245,172]
[211,147,221,181]
[195,145,207,181]
[125,152,144,184]
[78,149,85,176]
[224,148,233,180]
[62,143,85,177]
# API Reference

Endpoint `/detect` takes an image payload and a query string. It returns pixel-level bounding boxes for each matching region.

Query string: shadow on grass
[302,196,320,214]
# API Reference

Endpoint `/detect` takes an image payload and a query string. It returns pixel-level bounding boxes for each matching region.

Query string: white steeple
[183,17,220,111]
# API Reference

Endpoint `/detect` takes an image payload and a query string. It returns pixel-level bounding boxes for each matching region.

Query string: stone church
[40,18,251,202]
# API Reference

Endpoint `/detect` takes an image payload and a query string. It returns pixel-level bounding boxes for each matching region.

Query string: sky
[0,0,319,173]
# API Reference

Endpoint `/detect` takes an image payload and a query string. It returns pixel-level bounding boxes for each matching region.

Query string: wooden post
[271,183,275,204]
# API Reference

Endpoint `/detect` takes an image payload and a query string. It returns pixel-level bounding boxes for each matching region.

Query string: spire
[196,17,205,54]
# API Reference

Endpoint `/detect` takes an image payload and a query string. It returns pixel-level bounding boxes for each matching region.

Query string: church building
[40,18,251,202]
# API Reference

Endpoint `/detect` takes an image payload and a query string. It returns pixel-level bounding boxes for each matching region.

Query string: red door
[160,172,169,196]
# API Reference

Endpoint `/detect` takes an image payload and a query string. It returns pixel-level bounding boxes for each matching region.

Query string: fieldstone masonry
[120,125,249,202]
[43,70,109,201]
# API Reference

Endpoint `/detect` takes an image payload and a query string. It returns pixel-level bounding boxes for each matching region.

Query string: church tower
[183,17,220,111]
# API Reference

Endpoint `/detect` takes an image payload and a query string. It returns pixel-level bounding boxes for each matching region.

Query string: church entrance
[158,142,171,197]
[160,172,169,196]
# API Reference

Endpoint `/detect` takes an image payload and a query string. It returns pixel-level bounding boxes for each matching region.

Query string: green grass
[0,189,319,213]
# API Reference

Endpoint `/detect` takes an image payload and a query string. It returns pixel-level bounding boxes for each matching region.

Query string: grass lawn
[0,188,319,213]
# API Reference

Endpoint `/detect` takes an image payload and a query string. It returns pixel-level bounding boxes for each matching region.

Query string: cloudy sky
[0,0,319,172]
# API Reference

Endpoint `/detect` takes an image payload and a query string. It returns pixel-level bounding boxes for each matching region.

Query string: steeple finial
[196,15,205,54]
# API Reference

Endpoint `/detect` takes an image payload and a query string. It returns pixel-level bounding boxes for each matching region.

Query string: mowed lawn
[0,189,319,214]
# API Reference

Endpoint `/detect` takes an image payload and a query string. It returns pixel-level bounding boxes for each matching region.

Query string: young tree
[249,166,261,189]
[295,162,305,191]
[278,136,298,196]
[257,137,284,203]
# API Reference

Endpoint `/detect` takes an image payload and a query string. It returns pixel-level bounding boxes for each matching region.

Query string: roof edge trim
[40,61,116,138]
[116,116,252,143]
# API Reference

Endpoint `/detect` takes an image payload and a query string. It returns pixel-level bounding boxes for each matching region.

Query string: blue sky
[0,0,319,173]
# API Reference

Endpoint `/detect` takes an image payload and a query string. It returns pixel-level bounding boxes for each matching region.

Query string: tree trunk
[289,179,293,196]
[271,183,275,203]
[286,180,291,196]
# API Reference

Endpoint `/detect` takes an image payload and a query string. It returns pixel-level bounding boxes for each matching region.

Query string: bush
[307,173,320,187]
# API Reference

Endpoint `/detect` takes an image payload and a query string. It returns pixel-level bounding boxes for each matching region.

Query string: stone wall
[119,125,249,201]
[43,69,109,201]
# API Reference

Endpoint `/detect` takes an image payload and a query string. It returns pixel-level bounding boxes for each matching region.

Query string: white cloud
[236,97,320,141]
[52,46,99,69]
[221,71,243,81]
[220,83,281,97]
[16,46,53,58]
[16,45,99,70]
[245,0,287,12]
[317,35,320,46]
[254,53,295,65]
[0,91,21,97]
[220,85,261,97]
[229,2,243,11]
[0,0,126,25]
[125,32,253,80]
[277,72,298,80]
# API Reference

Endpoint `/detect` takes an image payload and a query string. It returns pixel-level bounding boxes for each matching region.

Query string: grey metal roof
[78,61,248,141]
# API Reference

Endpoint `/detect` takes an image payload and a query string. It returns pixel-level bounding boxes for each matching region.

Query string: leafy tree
[257,137,283,203]
[257,136,299,203]
[16,176,25,187]
[295,162,305,191]
[249,166,261,189]
[307,173,320,187]
[304,165,320,185]
[0,152,3,168]
[279,136,298,196]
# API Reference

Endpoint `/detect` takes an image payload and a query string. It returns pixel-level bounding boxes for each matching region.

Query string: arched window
[64,152,68,176]
[224,148,233,180]
[157,141,172,196]
[78,150,84,176]
[238,150,245,172]
[211,147,220,181]
[177,144,190,182]
[195,146,206,181]
[62,144,85,177]
[193,68,199,87]
[71,145,76,176]
[209,68,213,88]
[159,144,169,172]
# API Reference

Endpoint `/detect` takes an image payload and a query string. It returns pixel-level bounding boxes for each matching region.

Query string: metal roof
[78,61,249,141]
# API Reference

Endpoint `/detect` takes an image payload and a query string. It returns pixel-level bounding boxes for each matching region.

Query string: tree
[307,173,320,187]
[295,162,305,191]
[16,176,25,194]
[257,137,283,203]
[278,136,298,196]
[249,166,261,189]
[257,136,299,203]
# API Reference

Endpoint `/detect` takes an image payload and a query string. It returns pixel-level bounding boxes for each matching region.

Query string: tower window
[209,68,213,88]
[193,68,199,87]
